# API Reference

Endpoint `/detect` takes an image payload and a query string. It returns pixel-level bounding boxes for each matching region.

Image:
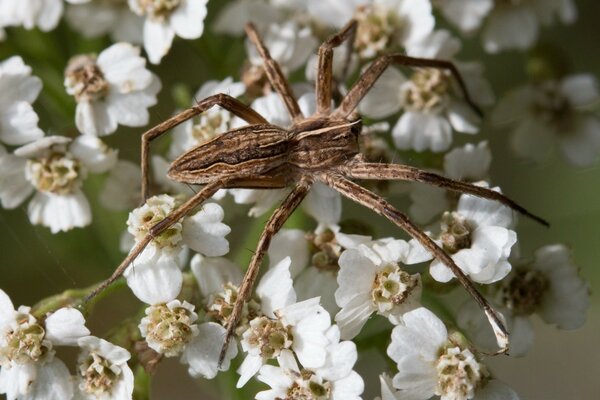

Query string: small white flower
[123,194,230,304]
[0,289,90,400]
[387,307,518,400]
[0,0,64,32]
[75,336,134,400]
[335,238,432,339]
[493,74,600,166]
[168,77,246,159]
[430,185,517,285]
[128,0,208,64]
[0,135,117,233]
[213,0,286,36]
[64,42,161,136]
[139,300,238,379]
[353,0,435,58]
[409,141,492,224]
[303,0,370,29]
[458,244,589,356]
[66,0,143,43]
[0,56,43,146]
[361,30,493,152]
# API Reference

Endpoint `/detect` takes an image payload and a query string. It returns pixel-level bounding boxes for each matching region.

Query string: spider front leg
[86,177,231,302]
[315,19,358,115]
[140,93,267,200]
[342,161,549,226]
[245,23,303,122]
[317,172,510,353]
[219,176,313,364]
[333,53,483,119]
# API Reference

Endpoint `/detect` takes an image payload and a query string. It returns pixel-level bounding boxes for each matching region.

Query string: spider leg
[219,176,313,365]
[141,94,267,201]
[317,172,509,353]
[333,54,483,119]
[245,23,303,122]
[86,177,231,302]
[315,19,358,115]
[342,161,549,226]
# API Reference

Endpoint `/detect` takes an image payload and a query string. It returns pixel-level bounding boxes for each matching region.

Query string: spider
[87,20,547,361]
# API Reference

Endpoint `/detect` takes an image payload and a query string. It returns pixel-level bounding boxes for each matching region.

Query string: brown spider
[87,20,547,361]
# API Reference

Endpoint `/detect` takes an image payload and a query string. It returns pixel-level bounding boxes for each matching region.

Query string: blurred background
[0,0,598,399]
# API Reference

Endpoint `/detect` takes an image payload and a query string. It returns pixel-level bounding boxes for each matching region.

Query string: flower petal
[44,308,90,346]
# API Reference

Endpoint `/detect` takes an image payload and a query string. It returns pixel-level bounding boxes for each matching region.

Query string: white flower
[168,77,246,160]
[123,194,230,304]
[255,332,364,400]
[409,141,492,224]
[66,0,143,43]
[0,0,63,32]
[0,56,43,146]
[0,289,90,400]
[139,300,238,379]
[246,21,317,74]
[64,42,161,136]
[75,336,133,400]
[353,0,435,58]
[128,0,208,64]
[335,238,432,339]
[303,0,370,29]
[0,135,117,233]
[492,74,600,167]
[430,185,517,285]
[361,30,493,152]
[213,0,286,36]
[458,244,589,356]
[387,307,518,400]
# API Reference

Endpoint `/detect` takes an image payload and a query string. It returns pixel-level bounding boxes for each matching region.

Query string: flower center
[306,229,341,272]
[0,314,50,364]
[191,111,229,145]
[500,268,549,316]
[402,69,451,113]
[531,82,575,134]
[286,370,332,400]
[127,195,183,249]
[207,283,262,336]
[26,153,83,195]
[78,352,122,397]
[65,55,109,102]
[436,346,487,400]
[142,302,199,357]
[371,264,420,313]
[241,316,293,359]
[440,211,473,254]
[354,4,404,58]
[137,0,181,20]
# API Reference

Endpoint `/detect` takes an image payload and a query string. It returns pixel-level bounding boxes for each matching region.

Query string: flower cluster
[0,0,594,399]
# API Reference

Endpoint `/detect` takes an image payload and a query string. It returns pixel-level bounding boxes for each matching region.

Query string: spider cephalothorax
[87,20,547,362]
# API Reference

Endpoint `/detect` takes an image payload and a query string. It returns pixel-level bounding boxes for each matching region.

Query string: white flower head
[493,74,600,167]
[0,0,64,32]
[353,0,435,58]
[64,42,161,136]
[76,336,134,400]
[0,135,117,233]
[128,0,208,64]
[387,307,518,400]
[0,56,43,146]
[0,289,90,400]
[430,185,517,285]
[124,194,231,304]
[409,141,492,224]
[335,238,432,339]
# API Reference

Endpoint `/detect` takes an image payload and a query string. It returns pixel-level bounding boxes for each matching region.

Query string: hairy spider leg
[315,19,358,115]
[318,172,510,352]
[334,53,484,119]
[343,161,549,226]
[140,93,268,200]
[219,176,313,365]
[245,23,304,122]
